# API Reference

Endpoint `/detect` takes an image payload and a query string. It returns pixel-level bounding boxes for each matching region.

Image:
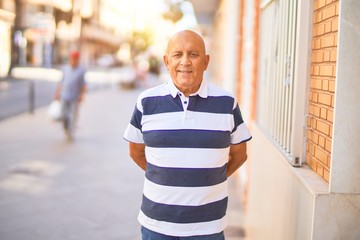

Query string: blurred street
[0,74,245,240]
[0,66,140,121]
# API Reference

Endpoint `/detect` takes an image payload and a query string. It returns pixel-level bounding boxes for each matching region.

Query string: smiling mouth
[178,70,192,73]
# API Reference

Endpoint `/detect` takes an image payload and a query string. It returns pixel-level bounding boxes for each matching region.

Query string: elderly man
[124,30,252,240]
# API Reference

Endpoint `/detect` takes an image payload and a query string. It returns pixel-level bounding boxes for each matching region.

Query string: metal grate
[257,0,299,165]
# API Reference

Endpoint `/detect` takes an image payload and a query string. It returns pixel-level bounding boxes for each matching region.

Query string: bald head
[166,30,207,55]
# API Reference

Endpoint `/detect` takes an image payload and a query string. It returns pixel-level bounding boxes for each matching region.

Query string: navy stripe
[232,104,244,133]
[188,96,234,114]
[130,106,143,130]
[143,129,231,148]
[146,162,227,187]
[141,195,228,224]
[142,95,183,115]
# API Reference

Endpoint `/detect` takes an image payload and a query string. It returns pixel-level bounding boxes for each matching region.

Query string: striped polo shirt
[124,79,252,237]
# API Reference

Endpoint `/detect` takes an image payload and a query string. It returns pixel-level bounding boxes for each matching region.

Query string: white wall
[243,0,360,239]
[245,125,319,240]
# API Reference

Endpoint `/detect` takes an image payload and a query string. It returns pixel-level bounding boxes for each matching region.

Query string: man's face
[164,31,209,95]
[69,56,79,68]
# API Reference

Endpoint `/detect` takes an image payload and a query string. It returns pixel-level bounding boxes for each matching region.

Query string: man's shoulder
[207,81,235,99]
[138,82,169,99]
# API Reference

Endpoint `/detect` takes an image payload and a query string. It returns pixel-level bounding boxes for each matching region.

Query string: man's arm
[129,142,147,171]
[54,83,62,100]
[78,84,87,102]
[227,142,247,177]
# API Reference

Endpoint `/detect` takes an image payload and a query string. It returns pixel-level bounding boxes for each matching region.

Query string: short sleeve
[230,103,252,144]
[123,104,144,144]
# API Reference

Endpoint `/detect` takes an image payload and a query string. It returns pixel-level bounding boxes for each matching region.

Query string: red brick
[323,168,330,182]
[327,155,331,168]
[316,163,324,176]
[313,65,320,75]
[318,93,332,106]
[335,34,338,46]
[332,17,338,31]
[330,50,337,62]
[322,79,329,90]
[310,78,322,89]
[312,51,324,62]
[335,1,339,15]
[320,107,327,119]
[312,92,319,102]
[322,35,335,48]
[322,4,336,20]
[308,1,339,183]
[324,21,332,33]
[326,139,332,152]
[329,80,335,92]
[312,118,317,129]
[314,23,325,36]
[323,50,330,61]
[316,120,330,135]
[311,143,316,156]
[318,135,326,148]
[330,125,333,137]
[318,0,326,9]
[312,131,319,144]
[313,38,321,49]
[327,110,334,122]
[310,104,321,117]
[320,65,333,76]
[307,154,317,171]
[314,11,323,23]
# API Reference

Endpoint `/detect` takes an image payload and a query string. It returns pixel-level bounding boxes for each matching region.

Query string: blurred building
[1,0,123,68]
[192,0,359,239]
[0,7,14,78]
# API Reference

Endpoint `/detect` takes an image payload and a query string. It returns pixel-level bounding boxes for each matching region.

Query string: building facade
[196,0,360,239]
[1,0,122,68]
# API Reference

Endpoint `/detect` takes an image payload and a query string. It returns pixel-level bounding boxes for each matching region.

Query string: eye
[172,53,182,58]
[189,52,199,57]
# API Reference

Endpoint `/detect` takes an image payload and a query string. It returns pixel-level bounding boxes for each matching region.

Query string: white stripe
[139,83,171,98]
[138,211,227,237]
[143,178,228,206]
[207,81,234,97]
[230,123,252,144]
[146,147,229,168]
[141,111,233,132]
[123,124,144,143]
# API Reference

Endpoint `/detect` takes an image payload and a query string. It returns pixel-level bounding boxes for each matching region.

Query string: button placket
[178,92,189,111]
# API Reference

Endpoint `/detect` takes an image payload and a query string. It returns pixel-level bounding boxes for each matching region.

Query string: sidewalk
[0,86,245,240]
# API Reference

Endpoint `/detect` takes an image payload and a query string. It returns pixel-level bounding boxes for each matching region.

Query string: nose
[180,55,191,65]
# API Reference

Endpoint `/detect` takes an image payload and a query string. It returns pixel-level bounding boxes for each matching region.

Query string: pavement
[0,83,245,239]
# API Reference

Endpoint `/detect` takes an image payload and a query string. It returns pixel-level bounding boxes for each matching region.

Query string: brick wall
[306,0,339,182]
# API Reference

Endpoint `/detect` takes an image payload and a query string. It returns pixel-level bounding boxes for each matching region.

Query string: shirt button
[184,101,187,104]
[178,93,182,96]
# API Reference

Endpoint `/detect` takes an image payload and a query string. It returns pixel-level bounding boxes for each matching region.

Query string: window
[257,0,312,166]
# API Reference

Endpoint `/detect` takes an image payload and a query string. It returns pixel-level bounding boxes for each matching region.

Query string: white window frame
[257,0,313,166]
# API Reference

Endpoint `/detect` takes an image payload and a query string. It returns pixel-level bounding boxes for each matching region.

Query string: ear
[163,55,169,69]
[204,55,210,70]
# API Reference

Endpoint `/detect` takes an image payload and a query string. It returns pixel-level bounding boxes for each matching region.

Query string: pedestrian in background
[54,50,86,141]
[124,30,252,240]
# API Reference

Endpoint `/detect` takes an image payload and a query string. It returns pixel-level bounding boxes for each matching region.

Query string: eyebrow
[170,50,200,54]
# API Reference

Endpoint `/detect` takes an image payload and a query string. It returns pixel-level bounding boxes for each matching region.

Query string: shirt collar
[167,79,208,98]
